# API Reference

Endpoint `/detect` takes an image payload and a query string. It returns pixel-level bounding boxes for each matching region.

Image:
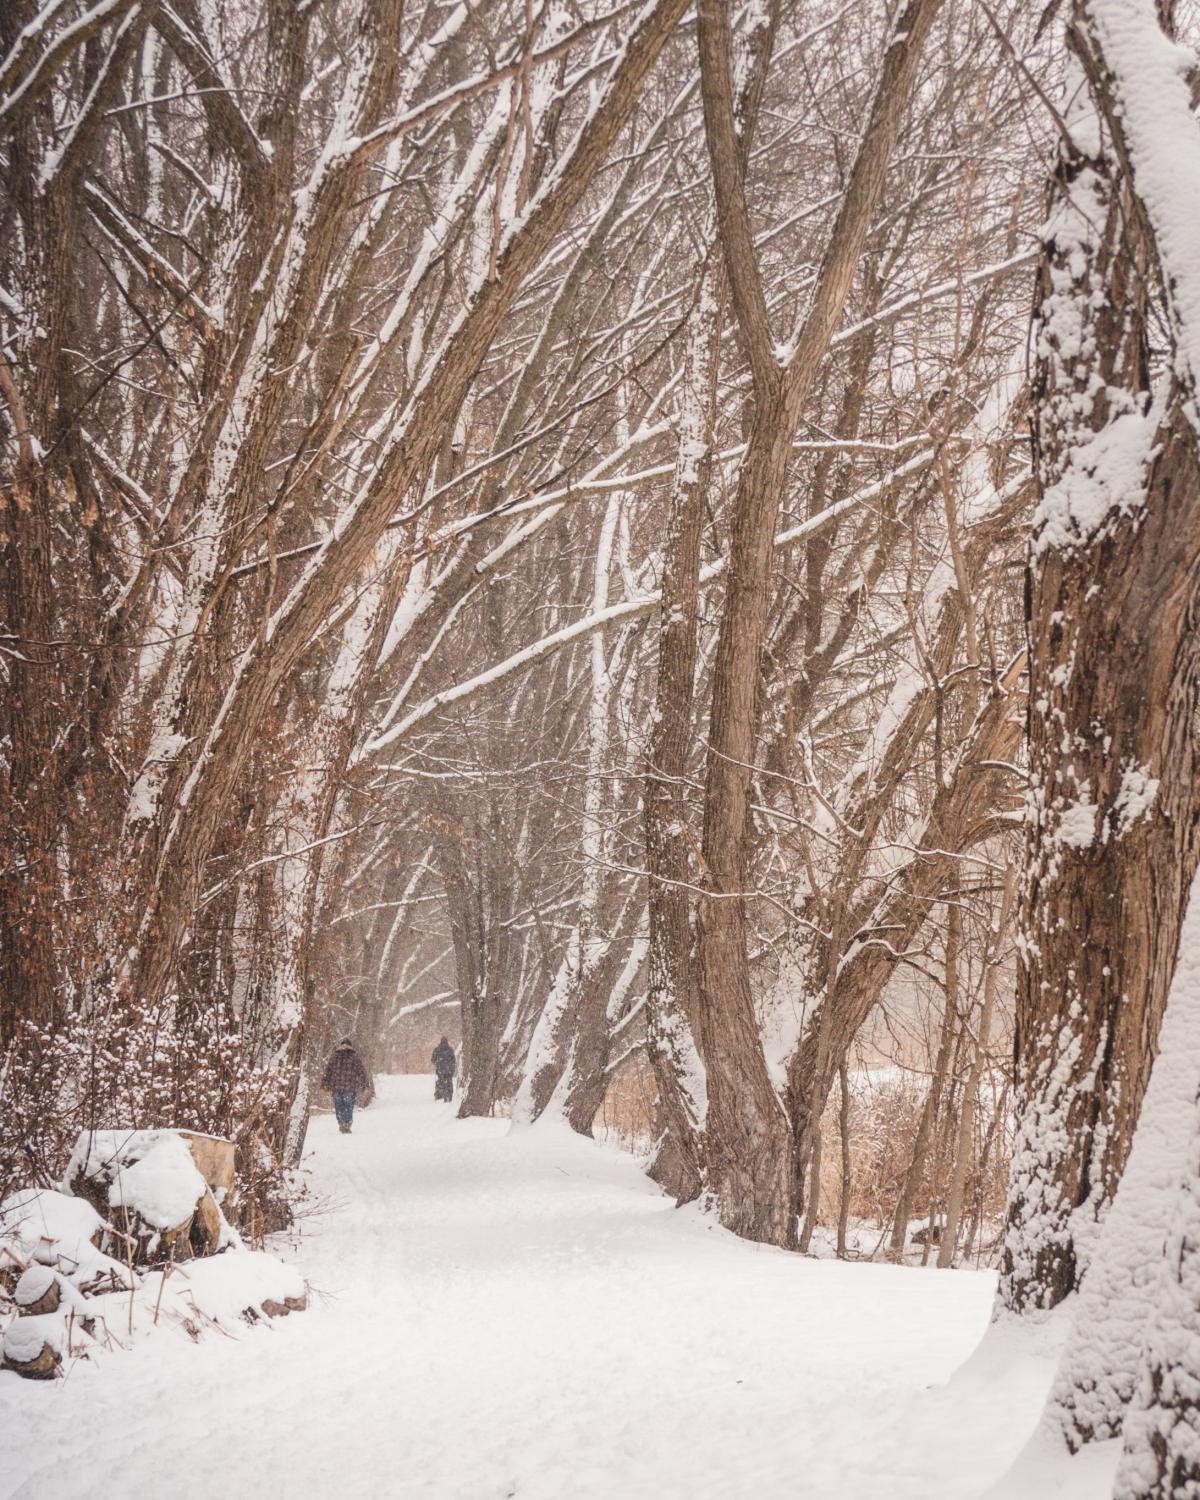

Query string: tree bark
[1000,23,1200,1314]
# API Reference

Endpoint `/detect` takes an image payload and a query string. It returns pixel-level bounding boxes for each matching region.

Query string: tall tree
[1000,0,1200,1319]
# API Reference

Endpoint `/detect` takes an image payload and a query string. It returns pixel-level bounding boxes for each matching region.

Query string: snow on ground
[1,1077,1095,1500]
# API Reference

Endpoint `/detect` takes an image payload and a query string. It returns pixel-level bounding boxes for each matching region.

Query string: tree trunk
[642,267,719,1203]
[1040,876,1200,1452]
[641,0,779,1206]
[562,937,647,1136]
[1000,24,1200,1315]
[890,906,960,1260]
[798,1118,822,1254]
[836,1062,852,1260]
[939,865,1016,1267]
[786,651,1023,1219]
[691,0,945,1248]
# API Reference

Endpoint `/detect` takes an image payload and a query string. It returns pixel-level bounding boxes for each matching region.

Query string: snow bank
[182,1250,306,1323]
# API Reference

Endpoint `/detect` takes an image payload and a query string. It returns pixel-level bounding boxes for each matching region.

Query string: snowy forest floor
[1,1077,1115,1499]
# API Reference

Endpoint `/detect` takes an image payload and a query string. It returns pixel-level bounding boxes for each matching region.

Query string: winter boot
[338,1120,350,1134]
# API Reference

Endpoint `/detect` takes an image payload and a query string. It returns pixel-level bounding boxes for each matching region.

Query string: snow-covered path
[2,1078,1055,1499]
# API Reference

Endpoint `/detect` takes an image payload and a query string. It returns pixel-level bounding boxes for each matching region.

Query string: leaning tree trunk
[561,934,647,1135]
[641,265,720,1201]
[516,495,625,1126]
[690,0,945,1248]
[999,23,1200,1317]
[641,0,779,1206]
[115,0,693,1019]
[0,2,142,1038]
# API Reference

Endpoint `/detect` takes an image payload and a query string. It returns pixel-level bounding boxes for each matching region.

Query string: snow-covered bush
[0,997,296,1234]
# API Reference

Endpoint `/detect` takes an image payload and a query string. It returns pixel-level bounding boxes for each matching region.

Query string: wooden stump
[2,1313,63,1380]
[2,1342,60,1380]
[188,1190,224,1258]
[107,1204,193,1266]
[178,1133,236,1199]
[14,1267,60,1317]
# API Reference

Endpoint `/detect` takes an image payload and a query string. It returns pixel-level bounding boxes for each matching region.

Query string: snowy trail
[2,1078,1052,1499]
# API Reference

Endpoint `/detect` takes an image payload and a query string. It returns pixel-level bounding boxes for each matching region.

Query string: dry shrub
[589,1055,1011,1260]
[815,1072,927,1228]
[592,1050,657,1156]
[812,1068,1012,1260]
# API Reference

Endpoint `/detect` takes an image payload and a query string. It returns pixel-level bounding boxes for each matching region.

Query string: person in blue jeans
[320,1038,370,1133]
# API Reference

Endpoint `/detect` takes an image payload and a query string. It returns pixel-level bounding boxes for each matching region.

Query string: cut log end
[2,1343,61,1380]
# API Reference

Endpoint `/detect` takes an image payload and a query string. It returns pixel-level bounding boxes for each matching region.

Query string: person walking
[432,1036,456,1102]
[321,1037,370,1134]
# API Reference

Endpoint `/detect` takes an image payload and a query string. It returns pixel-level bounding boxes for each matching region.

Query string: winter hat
[338,1036,354,1048]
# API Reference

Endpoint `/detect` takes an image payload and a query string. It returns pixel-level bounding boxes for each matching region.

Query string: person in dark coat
[321,1037,369,1133]
[432,1036,456,1102]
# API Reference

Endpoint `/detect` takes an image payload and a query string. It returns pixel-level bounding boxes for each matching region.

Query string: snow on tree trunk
[1000,22,1200,1317]
[642,266,719,1200]
[1044,876,1200,1450]
[1113,1087,1200,1497]
[511,955,572,1127]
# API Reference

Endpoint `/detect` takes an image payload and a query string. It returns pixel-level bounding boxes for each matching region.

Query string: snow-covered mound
[1,1130,307,1382]
[67,1130,210,1230]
